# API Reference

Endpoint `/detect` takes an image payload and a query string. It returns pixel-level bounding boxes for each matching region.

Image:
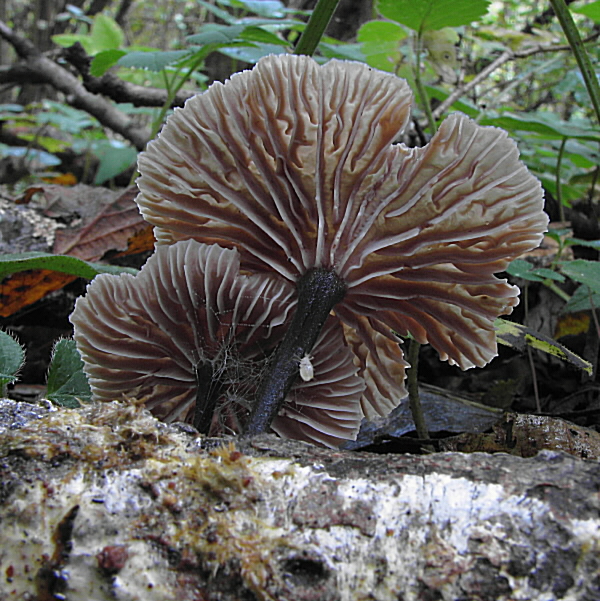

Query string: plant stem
[294,0,340,57]
[544,279,571,302]
[406,337,431,448]
[556,136,567,222]
[549,0,600,126]
[244,268,347,437]
[414,29,437,135]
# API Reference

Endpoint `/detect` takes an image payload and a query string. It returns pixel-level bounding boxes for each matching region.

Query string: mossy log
[0,399,599,601]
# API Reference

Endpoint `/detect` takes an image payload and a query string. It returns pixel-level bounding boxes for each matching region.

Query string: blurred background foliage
[0,0,598,191]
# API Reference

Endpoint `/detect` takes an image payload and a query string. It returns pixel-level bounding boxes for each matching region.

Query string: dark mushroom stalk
[245,267,346,435]
[135,54,549,439]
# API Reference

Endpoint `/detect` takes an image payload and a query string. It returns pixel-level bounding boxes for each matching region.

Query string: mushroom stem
[193,361,223,434]
[244,268,347,437]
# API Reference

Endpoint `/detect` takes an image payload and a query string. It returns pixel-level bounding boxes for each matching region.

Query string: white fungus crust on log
[1,400,599,601]
[136,54,548,373]
[70,241,365,448]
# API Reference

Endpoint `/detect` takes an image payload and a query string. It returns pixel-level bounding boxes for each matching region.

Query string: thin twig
[432,33,600,120]
[524,285,541,412]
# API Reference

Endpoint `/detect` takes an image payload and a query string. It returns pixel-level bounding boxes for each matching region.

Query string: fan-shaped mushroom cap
[136,54,547,371]
[70,241,364,447]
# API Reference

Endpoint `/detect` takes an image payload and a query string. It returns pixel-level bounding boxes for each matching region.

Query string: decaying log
[1,398,599,601]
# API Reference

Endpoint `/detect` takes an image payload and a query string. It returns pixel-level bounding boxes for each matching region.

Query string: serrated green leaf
[46,339,91,408]
[495,319,593,375]
[560,259,600,294]
[117,50,192,71]
[90,49,127,76]
[0,330,25,389]
[0,252,138,280]
[377,0,490,31]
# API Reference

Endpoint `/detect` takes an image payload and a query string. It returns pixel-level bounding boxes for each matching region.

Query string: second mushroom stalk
[72,54,548,447]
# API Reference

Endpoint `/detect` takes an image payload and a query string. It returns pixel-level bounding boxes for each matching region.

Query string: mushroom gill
[135,54,548,435]
[70,240,364,448]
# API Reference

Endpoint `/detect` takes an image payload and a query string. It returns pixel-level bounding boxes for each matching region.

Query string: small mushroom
[71,240,365,447]
[135,54,548,435]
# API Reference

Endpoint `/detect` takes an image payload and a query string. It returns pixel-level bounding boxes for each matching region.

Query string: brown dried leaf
[53,186,150,261]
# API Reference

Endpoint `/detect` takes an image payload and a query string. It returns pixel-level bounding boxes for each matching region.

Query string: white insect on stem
[298,354,315,382]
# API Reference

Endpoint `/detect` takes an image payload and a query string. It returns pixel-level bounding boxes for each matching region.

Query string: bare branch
[62,43,193,108]
[0,19,151,150]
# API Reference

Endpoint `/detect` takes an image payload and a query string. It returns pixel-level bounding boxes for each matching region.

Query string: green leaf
[566,238,600,250]
[563,284,600,313]
[0,330,25,390]
[531,268,565,282]
[480,112,600,142]
[52,14,124,55]
[318,42,365,61]
[357,21,407,72]
[506,259,545,282]
[46,339,91,408]
[560,259,600,294]
[573,0,600,24]
[196,0,238,24]
[90,49,127,76]
[117,50,192,71]
[495,319,593,375]
[238,26,289,46]
[89,14,124,52]
[52,33,94,53]
[0,146,61,167]
[0,252,138,280]
[186,24,246,45]
[377,0,490,31]
[91,141,138,184]
[240,0,286,17]
[358,20,407,44]
[218,43,288,64]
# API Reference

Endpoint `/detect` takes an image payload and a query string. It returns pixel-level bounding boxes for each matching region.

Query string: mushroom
[135,54,548,435]
[70,240,365,448]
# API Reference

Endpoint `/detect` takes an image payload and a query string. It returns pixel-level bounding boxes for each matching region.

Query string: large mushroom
[70,240,365,448]
[135,54,547,435]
